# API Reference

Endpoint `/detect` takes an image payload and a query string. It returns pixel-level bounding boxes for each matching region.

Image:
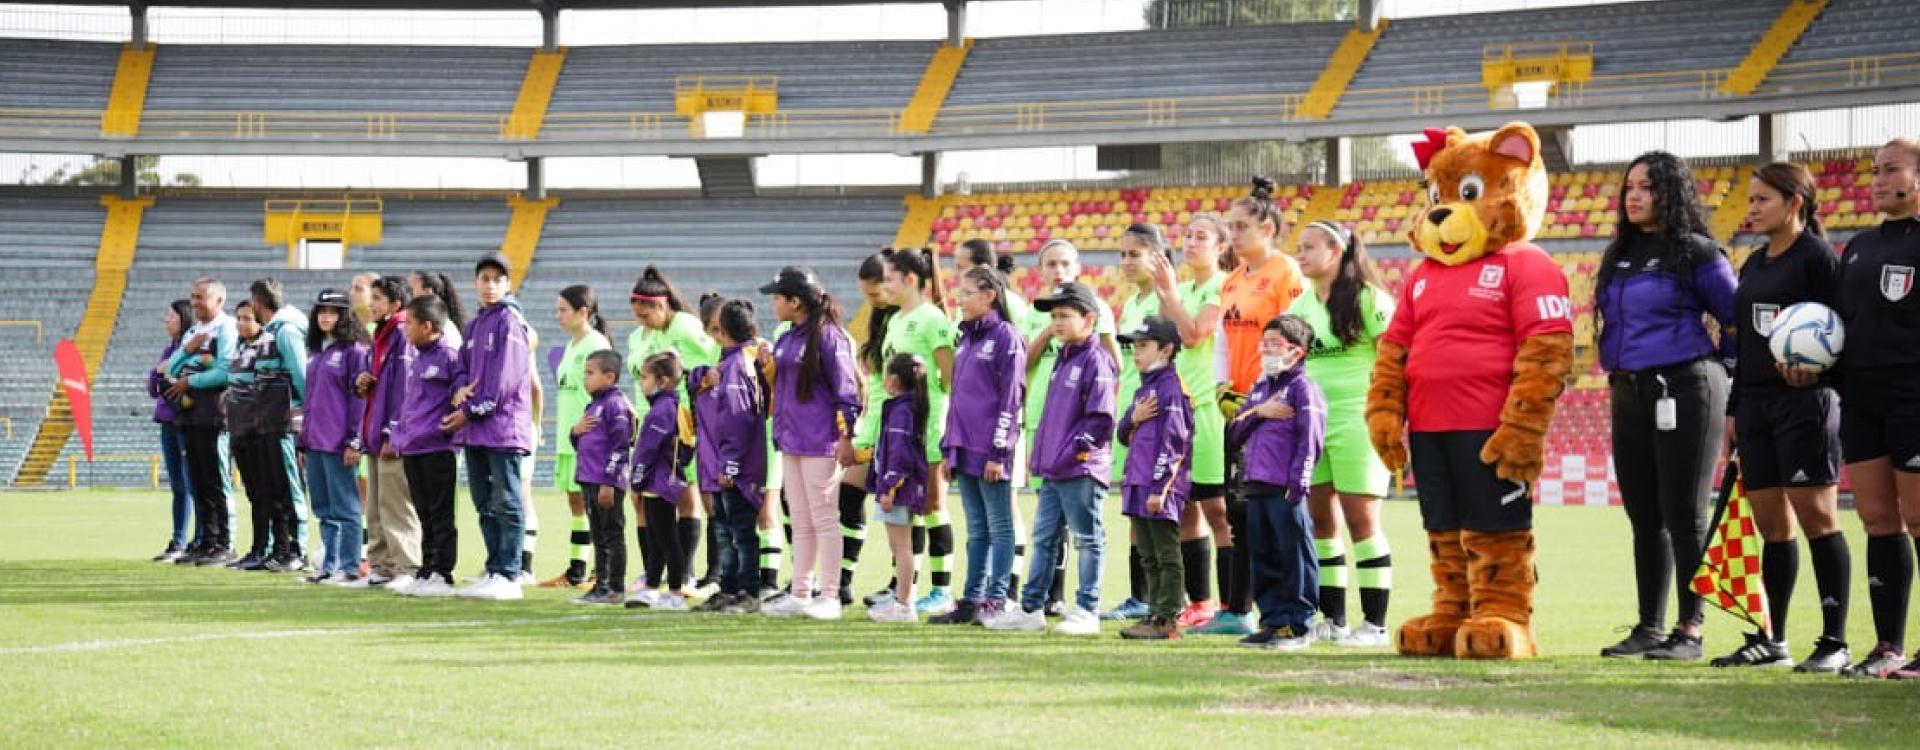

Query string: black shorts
[1190,483,1226,501]
[1409,431,1532,532]
[1838,368,1920,471]
[1734,387,1841,490]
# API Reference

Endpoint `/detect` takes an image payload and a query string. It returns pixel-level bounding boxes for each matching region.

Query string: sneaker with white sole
[381,574,416,593]
[322,572,356,586]
[984,605,1047,632]
[914,588,957,617]
[869,601,918,624]
[456,574,498,598]
[651,593,689,611]
[1336,622,1391,648]
[339,576,375,590]
[623,588,661,609]
[1053,606,1101,636]
[762,594,814,617]
[805,597,843,620]
[408,573,456,598]
[474,576,524,601]
[1312,619,1349,643]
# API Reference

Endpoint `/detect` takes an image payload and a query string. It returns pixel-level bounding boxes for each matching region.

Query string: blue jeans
[159,423,194,548]
[464,447,526,578]
[1019,476,1104,613]
[955,471,1016,603]
[305,450,362,575]
[713,488,761,597]
[1247,486,1319,631]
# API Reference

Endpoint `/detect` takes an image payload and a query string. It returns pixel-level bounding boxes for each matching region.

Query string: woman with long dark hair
[1594,151,1737,662]
[625,266,719,599]
[149,299,198,562]
[874,248,958,615]
[409,271,467,348]
[538,284,614,589]
[299,289,371,584]
[842,253,895,607]
[1102,224,1174,620]
[1286,220,1397,646]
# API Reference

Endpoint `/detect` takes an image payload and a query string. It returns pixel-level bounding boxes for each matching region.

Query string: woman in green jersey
[627,266,721,594]
[537,284,613,589]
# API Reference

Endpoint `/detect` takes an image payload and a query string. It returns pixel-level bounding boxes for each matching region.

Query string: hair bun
[1249,176,1276,200]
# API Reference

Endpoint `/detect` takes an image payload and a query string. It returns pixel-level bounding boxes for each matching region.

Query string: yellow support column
[503,48,568,139]
[1710,165,1757,247]
[1300,21,1385,120]
[899,40,973,134]
[502,195,559,292]
[1720,0,1829,96]
[891,194,950,249]
[102,42,155,136]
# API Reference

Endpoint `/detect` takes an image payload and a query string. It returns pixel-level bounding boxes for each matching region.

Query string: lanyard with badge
[1653,373,1677,432]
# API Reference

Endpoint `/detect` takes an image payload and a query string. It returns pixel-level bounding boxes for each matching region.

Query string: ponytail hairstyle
[881,246,943,310]
[696,291,725,328]
[412,271,466,334]
[1232,176,1285,243]
[716,298,758,346]
[371,275,411,322]
[962,267,1013,324]
[1752,161,1824,240]
[631,265,688,316]
[1118,222,1174,309]
[962,238,1015,275]
[885,352,930,448]
[786,271,843,403]
[641,350,684,388]
[857,252,896,374]
[558,284,609,338]
[1187,212,1237,272]
[1305,221,1386,347]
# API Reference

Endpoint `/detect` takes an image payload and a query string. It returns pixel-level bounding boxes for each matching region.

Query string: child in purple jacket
[447,253,536,601]
[298,289,370,584]
[1115,316,1194,640]
[393,296,463,599]
[570,350,635,607]
[1226,314,1327,652]
[867,354,933,625]
[627,352,695,612]
[689,299,770,614]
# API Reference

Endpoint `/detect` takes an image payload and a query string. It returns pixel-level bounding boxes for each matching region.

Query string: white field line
[0,614,599,656]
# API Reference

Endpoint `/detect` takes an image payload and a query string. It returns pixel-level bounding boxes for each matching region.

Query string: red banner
[53,340,92,462]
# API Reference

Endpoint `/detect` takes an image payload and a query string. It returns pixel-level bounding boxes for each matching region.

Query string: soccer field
[0,490,1911,748]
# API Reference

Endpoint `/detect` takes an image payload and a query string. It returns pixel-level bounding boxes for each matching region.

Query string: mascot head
[1409,121,1548,266]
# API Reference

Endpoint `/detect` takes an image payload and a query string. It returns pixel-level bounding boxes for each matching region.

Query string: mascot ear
[1490,122,1540,166]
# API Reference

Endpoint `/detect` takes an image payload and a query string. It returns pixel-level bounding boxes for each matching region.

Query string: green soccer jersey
[1288,282,1394,407]
[554,329,613,457]
[881,301,957,461]
[626,310,720,403]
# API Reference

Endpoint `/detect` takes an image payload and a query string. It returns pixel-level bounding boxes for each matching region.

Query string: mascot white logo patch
[1883,265,1914,302]
[1412,279,1427,300]
[1478,265,1505,289]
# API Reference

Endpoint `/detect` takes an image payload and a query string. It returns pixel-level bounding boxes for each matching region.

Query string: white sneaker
[456,574,497,598]
[692,580,721,599]
[322,572,355,586]
[1336,622,1390,648]
[1053,605,1101,636]
[805,597,843,621]
[390,576,422,597]
[482,576,525,601]
[627,575,651,593]
[409,573,456,598]
[762,594,813,617]
[1312,619,1349,643]
[651,592,689,611]
[627,588,661,608]
[868,601,918,624]
[984,605,1047,632]
[516,570,536,585]
[381,574,416,592]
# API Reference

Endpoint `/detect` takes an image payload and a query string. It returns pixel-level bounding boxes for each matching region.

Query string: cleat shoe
[538,572,580,589]
[1100,597,1150,621]
[1794,636,1851,674]
[1843,643,1905,679]
[1311,619,1349,643]
[1188,611,1254,636]
[864,588,897,608]
[1887,657,1920,680]
[1642,630,1705,662]
[1600,625,1666,658]
[1710,631,1793,668]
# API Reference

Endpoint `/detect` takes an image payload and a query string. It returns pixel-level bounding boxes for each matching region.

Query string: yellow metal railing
[0,416,12,440]
[67,453,163,489]
[0,319,43,343]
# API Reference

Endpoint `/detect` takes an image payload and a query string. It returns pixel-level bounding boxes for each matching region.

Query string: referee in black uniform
[1714,162,1852,673]
[1836,137,1920,680]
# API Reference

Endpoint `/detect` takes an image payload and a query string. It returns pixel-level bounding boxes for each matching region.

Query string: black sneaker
[1239,626,1281,649]
[1600,625,1665,658]
[1842,642,1905,679]
[929,599,979,625]
[1794,636,1852,674]
[264,556,307,574]
[1642,630,1704,661]
[194,548,236,567]
[152,543,184,563]
[1710,631,1792,668]
[229,552,263,570]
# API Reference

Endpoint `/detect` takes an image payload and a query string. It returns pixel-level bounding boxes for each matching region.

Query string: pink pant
[782,454,844,599]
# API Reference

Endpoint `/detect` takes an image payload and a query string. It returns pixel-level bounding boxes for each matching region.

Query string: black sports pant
[582,483,628,594]
[403,451,459,581]
[181,426,232,552]
[1610,358,1728,630]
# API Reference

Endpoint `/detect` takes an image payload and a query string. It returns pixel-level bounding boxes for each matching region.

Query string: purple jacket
[1596,233,1737,372]
[150,341,180,423]
[1117,365,1192,521]
[453,298,535,453]
[360,315,412,455]
[1227,366,1325,500]
[628,389,690,500]
[692,344,769,504]
[392,337,458,457]
[571,386,634,490]
[941,311,1027,476]
[1028,337,1117,485]
[869,392,929,513]
[769,319,861,458]
[298,340,369,453]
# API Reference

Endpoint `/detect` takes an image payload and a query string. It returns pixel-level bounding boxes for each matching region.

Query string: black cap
[757,265,820,297]
[1117,315,1181,348]
[475,251,512,278]
[313,288,351,310]
[1031,282,1100,315]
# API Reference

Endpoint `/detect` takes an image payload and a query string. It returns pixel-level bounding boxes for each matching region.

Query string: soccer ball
[1767,301,1844,373]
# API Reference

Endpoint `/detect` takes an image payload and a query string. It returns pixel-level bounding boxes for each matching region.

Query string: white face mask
[1261,352,1296,376]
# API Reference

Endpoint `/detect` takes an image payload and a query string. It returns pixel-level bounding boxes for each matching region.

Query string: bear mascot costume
[1367,121,1575,659]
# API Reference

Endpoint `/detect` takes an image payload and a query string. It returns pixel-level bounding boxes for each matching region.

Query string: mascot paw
[1367,412,1409,473]
[1455,616,1538,660]
[1479,426,1543,484]
[1396,614,1465,657]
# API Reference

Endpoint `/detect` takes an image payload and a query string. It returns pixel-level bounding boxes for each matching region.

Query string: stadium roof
[7,1,994,10]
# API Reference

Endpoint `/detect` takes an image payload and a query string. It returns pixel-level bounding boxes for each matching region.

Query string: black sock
[676,518,701,589]
[1357,554,1393,627]
[1866,533,1913,650]
[1181,538,1211,604]
[928,519,953,589]
[1009,542,1026,596]
[1214,547,1234,613]
[703,517,720,583]
[521,550,534,579]
[1319,548,1349,628]
[1048,555,1066,606]
[1808,532,1851,643]
[838,483,867,590]
[636,525,654,587]
[1128,544,1147,602]
[1763,540,1798,641]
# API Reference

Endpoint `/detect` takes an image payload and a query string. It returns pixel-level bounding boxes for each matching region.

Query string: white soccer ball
[1767,301,1844,373]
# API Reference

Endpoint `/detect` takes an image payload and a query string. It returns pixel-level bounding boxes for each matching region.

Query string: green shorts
[1189,397,1227,485]
[554,452,580,494]
[852,403,881,451]
[1312,404,1390,497]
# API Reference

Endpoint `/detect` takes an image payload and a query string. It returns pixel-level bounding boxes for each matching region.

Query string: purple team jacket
[453,298,535,453]
[868,392,928,513]
[629,389,690,500]
[298,340,369,453]
[692,344,769,505]
[392,337,458,457]
[769,319,861,458]
[1028,338,1117,485]
[1227,366,1325,500]
[360,313,412,455]
[1596,233,1737,372]
[149,341,180,424]
[1117,364,1193,521]
[568,386,633,490]
[941,311,1027,476]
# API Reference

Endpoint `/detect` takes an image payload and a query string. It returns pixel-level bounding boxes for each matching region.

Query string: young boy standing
[1227,314,1326,651]
[571,350,635,606]
[392,297,462,598]
[448,253,536,601]
[1115,317,1194,640]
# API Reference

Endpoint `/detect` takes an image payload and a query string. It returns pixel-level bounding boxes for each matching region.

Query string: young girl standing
[627,267,720,596]
[868,354,933,624]
[690,299,772,614]
[299,289,370,584]
[936,267,1027,625]
[628,352,696,611]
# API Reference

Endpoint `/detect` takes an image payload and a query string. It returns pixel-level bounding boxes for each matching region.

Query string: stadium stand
[548,41,937,115]
[0,197,103,482]
[0,39,118,114]
[145,45,530,116]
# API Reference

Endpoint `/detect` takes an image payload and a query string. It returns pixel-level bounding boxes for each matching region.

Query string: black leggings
[643,496,686,591]
[181,426,231,551]
[1610,359,1728,631]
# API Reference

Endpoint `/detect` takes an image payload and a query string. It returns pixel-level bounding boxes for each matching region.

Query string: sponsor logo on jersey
[1478,265,1506,289]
